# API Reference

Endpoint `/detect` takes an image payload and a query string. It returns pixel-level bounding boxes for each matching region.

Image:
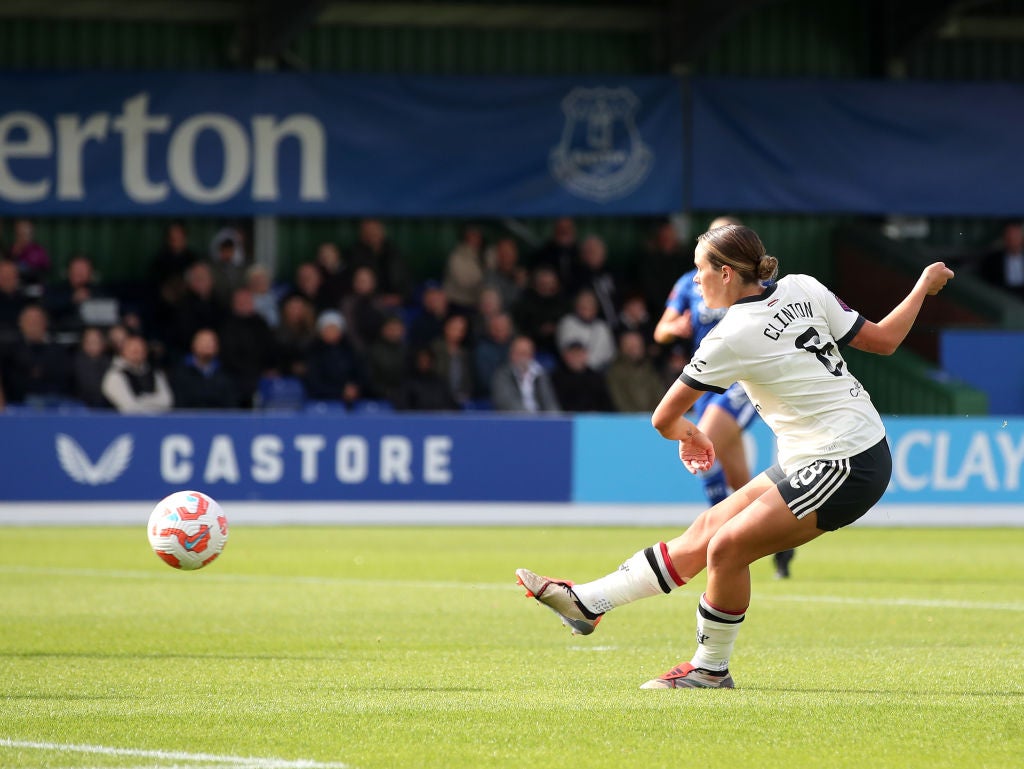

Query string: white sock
[689,593,746,673]
[572,543,686,615]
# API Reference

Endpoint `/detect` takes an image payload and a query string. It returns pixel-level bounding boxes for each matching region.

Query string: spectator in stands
[209,225,247,265]
[569,235,619,326]
[551,340,614,413]
[303,310,365,407]
[289,261,332,314]
[246,264,280,328]
[443,224,485,314]
[151,220,200,309]
[346,218,410,308]
[512,266,569,362]
[46,254,114,333]
[474,311,514,399]
[606,330,665,413]
[341,265,388,352]
[533,216,579,287]
[556,288,616,371]
[618,292,657,354]
[220,287,278,408]
[102,334,173,414]
[72,327,112,409]
[0,259,28,342]
[483,236,527,310]
[636,220,692,315]
[408,281,449,349]
[976,220,1024,301]
[395,346,458,412]
[431,314,475,408]
[1,304,70,405]
[316,241,347,309]
[169,261,225,358]
[367,314,408,404]
[210,235,247,306]
[275,294,317,378]
[491,335,560,413]
[106,322,130,357]
[468,285,503,345]
[10,218,51,286]
[171,328,237,409]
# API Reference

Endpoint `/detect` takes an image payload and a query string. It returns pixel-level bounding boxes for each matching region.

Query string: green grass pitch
[1,525,1022,769]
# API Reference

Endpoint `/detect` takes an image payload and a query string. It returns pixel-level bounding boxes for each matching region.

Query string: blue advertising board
[573,415,1024,506]
[1,413,572,502]
[691,78,1024,216]
[1,413,1021,511]
[0,73,683,216]
[572,414,777,503]
[939,330,1024,416]
[3,73,1023,217]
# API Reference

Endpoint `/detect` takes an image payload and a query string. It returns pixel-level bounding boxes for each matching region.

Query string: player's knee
[706,529,748,571]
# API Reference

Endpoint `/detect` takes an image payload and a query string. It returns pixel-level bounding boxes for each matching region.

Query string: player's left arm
[849,262,954,356]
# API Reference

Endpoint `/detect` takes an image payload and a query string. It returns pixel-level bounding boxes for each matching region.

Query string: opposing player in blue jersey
[653,218,795,578]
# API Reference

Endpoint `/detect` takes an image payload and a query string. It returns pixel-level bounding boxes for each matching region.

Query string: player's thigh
[708,485,825,570]
[699,403,742,448]
[665,472,776,557]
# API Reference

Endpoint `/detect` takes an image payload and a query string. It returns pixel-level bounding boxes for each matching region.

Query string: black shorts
[765,438,892,532]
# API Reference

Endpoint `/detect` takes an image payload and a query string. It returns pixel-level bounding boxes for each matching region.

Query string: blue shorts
[692,383,758,430]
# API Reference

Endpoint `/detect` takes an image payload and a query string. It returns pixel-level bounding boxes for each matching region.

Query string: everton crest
[550,87,653,203]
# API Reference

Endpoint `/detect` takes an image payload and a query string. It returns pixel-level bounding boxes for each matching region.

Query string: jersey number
[794,327,844,376]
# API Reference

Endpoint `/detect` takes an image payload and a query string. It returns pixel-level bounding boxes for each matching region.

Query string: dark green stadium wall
[0,1,1018,285]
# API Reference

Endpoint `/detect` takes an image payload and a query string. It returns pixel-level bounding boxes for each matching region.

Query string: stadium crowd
[2,215,1020,415]
[0,216,696,414]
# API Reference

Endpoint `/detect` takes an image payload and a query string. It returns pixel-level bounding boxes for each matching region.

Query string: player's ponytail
[757,254,779,283]
[698,224,776,285]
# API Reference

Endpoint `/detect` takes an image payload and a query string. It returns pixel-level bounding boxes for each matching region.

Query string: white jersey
[680,274,885,474]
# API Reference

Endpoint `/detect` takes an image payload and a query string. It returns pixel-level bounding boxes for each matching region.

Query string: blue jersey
[665,269,728,348]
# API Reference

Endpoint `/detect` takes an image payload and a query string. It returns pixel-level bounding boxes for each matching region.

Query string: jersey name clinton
[763,300,813,340]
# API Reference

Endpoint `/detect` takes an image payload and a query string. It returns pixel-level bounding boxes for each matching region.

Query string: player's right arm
[651,378,715,473]
[653,274,694,345]
[653,306,692,344]
[849,262,954,356]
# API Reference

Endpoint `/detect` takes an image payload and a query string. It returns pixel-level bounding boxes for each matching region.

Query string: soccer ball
[147,490,228,570]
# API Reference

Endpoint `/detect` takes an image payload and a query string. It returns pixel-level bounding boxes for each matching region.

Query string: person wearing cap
[303,310,367,407]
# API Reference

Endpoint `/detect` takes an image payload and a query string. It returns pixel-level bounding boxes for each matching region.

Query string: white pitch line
[1,565,1022,612]
[756,594,1024,611]
[0,738,349,769]
[0,565,512,593]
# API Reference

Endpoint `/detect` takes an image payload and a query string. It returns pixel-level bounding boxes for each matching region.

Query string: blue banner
[691,78,1024,216]
[573,415,1024,506]
[1,413,572,502]
[2,413,1021,508]
[573,414,777,503]
[885,417,1024,504]
[0,73,683,216]
[940,330,1024,415]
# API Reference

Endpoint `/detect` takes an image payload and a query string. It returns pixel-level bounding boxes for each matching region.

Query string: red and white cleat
[640,662,735,689]
[515,568,603,636]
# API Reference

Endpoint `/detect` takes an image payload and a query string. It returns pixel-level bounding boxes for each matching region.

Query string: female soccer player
[517,224,954,689]
[654,216,795,578]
